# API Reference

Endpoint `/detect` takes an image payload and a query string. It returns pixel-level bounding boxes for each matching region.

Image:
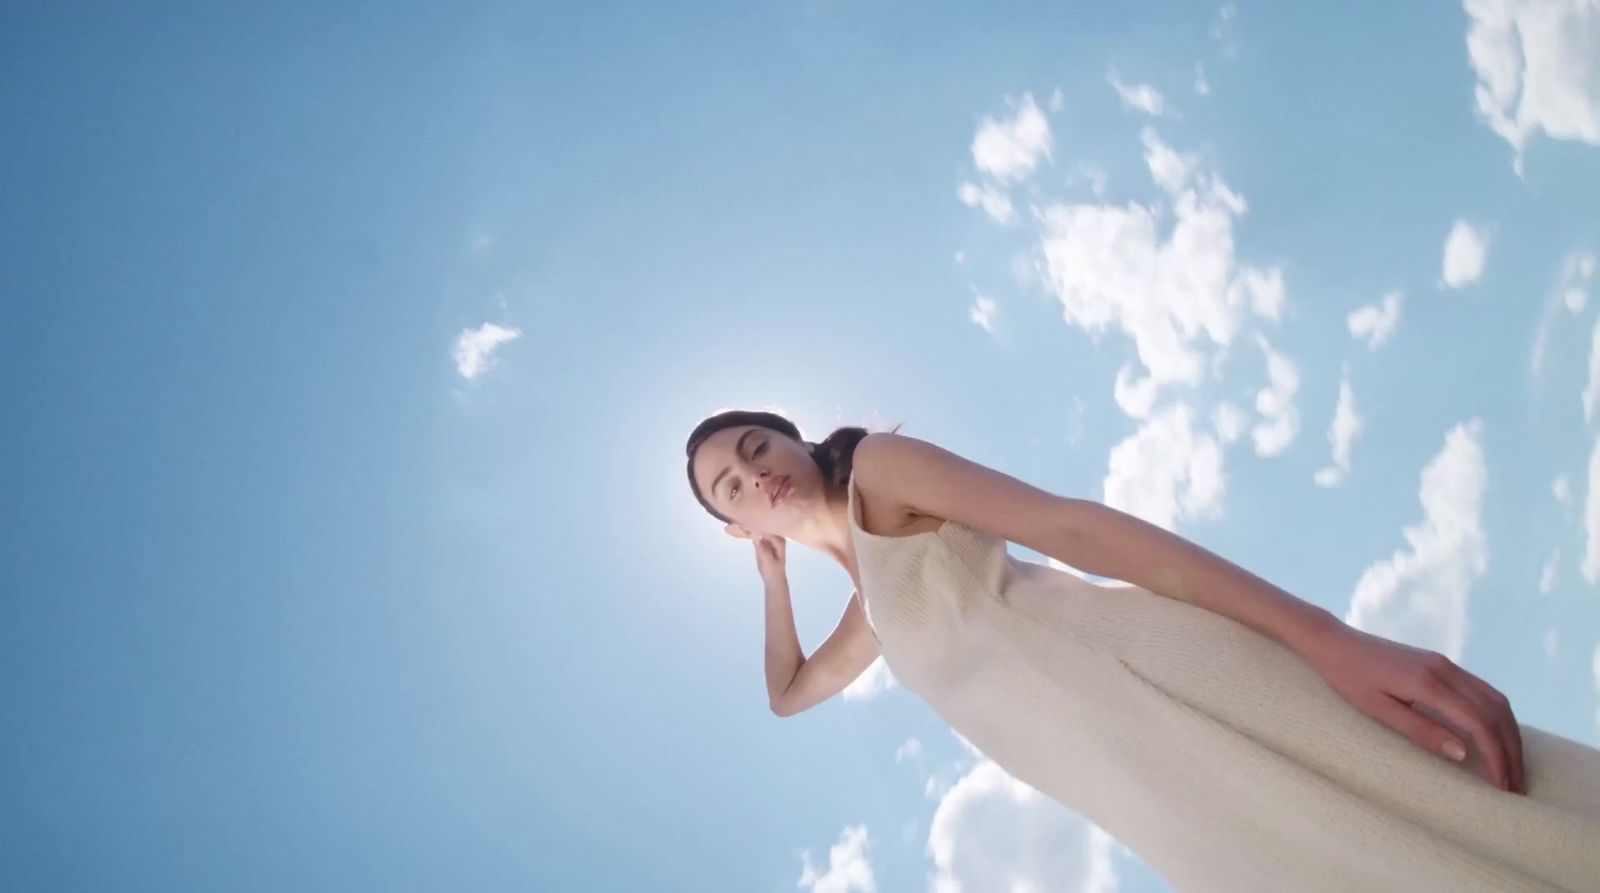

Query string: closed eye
[730,442,767,501]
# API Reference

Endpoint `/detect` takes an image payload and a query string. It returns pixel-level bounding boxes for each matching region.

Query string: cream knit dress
[846,471,1600,892]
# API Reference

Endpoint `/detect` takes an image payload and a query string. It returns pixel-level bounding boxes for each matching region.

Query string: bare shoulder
[852,431,1080,551]
[848,433,926,536]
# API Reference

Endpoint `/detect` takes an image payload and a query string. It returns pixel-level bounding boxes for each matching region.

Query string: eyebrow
[709,428,758,503]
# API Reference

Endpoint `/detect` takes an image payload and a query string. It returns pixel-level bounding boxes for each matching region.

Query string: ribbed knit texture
[847,471,1600,892]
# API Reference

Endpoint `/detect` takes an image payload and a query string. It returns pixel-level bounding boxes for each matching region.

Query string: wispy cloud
[956,181,1016,224]
[1107,71,1167,116]
[1212,401,1248,444]
[1314,366,1363,487]
[894,738,923,764]
[1538,548,1559,594]
[1561,251,1597,313]
[1348,290,1403,349]
[1211,3,1239,59]
[1582,319,1600,423]
[1592,644,1600,742]
[1583,439,1600,584]
[1250,334,1301,458]
[968,290,1000,333]
[452,321,522,380]
[1531,252,1597,387]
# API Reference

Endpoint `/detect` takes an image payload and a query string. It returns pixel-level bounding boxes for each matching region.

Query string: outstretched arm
[1048,497,1341,654]
[852,430,1341,654]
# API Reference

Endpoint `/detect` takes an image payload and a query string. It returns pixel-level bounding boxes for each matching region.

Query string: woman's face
[693,424,820,537]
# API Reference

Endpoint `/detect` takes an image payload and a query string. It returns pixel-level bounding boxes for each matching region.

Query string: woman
[685,409,1600,893]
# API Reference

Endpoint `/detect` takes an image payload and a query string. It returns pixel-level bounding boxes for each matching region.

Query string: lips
[770,476,789,506]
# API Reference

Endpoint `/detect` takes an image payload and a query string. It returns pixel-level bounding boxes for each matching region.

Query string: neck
[790,488,859,580]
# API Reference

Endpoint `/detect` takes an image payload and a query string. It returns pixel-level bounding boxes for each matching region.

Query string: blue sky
[3,1,1599,891]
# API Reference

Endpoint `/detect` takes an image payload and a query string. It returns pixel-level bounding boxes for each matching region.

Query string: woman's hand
[753,533,788,586]
[1301,624,1526,795]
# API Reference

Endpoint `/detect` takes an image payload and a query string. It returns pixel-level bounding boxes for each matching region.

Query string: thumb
[1368,694,1469,762]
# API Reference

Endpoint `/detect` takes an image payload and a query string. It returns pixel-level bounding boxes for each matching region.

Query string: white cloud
[1542,626,1558,662]
[894,738,923,764]
[1066,161,1110,198]
[1033,129,1283,416]
[968,291,999,333]
[1194,62,1211,96]
[971,93,1053,185]
[1583,318,1600,423]
[1211,3,1240,59]
[1347,290,1403,349]
[1212,400,1248,444]
[957,181,1016,224]
[1112,363,1161,419]
[1538,548,1560,594]
[1140,127,1196,194]
[1108,71,1167,116]
[1314,367,1363,487]
[797,824,876,893]
[1103,402,1226,531]
[1583,438,1600,584]
[1010,252,1039,289]
[1592,644,1600,743]
[1236,267,1285,323]
[1554,472,1573,505]
[842,655,897,701]
[1463,0,1600,175]
[926,758,1122,893]
[1250,334,1301,458]
[924,768,957,801]
[1562,250,1597,313]
[1048,87,1066,113]
[1344,419,1488,662]
[1441,220,1490,288]
[452,321,522,380]
[1532,253,1597,386]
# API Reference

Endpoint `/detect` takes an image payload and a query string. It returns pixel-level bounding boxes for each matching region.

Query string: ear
[725,523,754,540]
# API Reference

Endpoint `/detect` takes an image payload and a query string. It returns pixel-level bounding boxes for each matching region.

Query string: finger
[1406,672,1513,792]
[1365,690,1474,767]
[1445,667,1525,794]
[1431,668,1517,793]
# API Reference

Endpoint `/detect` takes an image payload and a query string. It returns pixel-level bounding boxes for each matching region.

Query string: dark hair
[685,409,905,524]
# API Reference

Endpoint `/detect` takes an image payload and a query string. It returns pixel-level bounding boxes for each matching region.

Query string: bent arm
[764,578,805,708]
[771,591,881,717]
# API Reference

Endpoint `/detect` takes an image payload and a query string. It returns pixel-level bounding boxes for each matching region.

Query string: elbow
[770,698,793,718]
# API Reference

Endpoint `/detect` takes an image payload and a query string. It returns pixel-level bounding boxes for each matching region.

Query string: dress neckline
[846,467,953,543]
